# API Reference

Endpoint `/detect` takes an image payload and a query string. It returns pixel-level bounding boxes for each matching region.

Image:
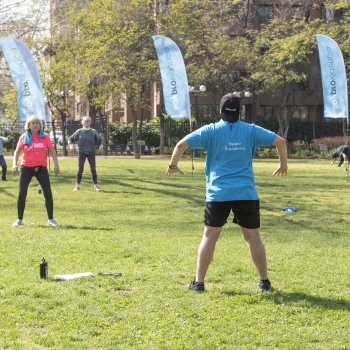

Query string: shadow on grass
[222,289,350,311]
[100,174,204,190]
[0,187,17,198]
[105,179,204,205]
[102,190,142,194]
[266,290,350,311]
[260,208,350,236]
[38,224,114,231]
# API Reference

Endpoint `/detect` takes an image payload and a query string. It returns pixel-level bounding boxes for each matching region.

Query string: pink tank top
[18,133,53,167]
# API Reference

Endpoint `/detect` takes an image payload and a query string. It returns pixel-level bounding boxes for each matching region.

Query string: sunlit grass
[0,157,349,349]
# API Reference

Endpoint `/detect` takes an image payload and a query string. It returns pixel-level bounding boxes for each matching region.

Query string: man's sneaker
[94,186,101,192]
[12,219,23,227]
[2,177,7,181]
[188,279,205,292]
[48,219,59,227]
[73,186,80,191]
[258,278,271,291]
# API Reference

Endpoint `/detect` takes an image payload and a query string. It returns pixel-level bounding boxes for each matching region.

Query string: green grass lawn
[0,157,349,349]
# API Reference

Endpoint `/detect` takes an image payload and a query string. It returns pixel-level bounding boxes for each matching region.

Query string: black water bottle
[40,257,48,279]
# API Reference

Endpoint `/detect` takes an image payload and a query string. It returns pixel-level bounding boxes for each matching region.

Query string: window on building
[300,106,309,120]
[323,7,334,21]
[257,5,274,23]
[291,5,305,20]
[334,9,343,21]
[291,106,309,120]
[321,7,343,21]
[261,105,274,118]
[81,103,86,116]
[77,102,86,116]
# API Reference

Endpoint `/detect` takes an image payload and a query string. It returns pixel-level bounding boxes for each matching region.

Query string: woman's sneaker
[258,278,271,291]
[48,219,59,227]
[188,279,205,292]
[12,219,23,227]
[94,185,101,192]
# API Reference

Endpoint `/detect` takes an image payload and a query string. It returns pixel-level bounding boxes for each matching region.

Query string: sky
[0,0,32,12]
[0,0,49,19]
[0,0,50,37]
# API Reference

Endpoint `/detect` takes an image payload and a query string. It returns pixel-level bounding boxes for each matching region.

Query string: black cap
[220,93,240,122]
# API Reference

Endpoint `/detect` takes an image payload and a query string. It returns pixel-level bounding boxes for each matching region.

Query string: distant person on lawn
[332,145,349,167]
[0,134,10,181]
[12,115,59,227]
[68,116,105,192]
[167,92,288,292]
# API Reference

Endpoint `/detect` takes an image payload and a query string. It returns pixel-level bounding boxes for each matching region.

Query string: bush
[254,115,279,132]
[108,121,160,148]
[108,122,133,144]
[139,122,160,147]
[107,120,346,159]
[311,136,347,151]
[255,147,278,158]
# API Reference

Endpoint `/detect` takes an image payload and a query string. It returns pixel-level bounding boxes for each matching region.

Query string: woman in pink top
[12,115,59,227]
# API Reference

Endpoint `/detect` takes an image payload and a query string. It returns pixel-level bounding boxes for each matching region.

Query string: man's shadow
[222,289,350,311]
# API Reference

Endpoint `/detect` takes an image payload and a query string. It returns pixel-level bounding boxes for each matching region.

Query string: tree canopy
[1,0,350,142]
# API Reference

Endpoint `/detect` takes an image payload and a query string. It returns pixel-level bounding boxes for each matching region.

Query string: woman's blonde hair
[25,115,43,130]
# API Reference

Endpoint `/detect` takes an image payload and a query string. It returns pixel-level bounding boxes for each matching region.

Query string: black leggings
[17,166,53,220]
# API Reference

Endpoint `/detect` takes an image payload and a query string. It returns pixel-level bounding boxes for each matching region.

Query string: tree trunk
[251,94,261,123]
[159,113,165,155]
[96,106,107,155]
[51,118,57,154]
[131,108,140,159]
[277,92,290,140]
[61,112,68,156]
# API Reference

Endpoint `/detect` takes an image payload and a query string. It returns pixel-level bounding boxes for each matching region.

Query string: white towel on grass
[53,272,94,281]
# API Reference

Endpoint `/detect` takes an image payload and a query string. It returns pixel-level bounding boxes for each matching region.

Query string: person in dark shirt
[68,116,104,192]
[0,135,9,181]
[332,145,349,166]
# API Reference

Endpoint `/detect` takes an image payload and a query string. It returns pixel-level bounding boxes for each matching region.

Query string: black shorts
[204,200,260,229]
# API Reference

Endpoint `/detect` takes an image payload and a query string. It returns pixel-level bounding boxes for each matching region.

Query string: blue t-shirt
[185,120,277,202]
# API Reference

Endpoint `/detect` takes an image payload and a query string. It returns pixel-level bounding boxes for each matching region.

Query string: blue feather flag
[152,35,191,128]
[316,34,348,120]
[0,37,47,122]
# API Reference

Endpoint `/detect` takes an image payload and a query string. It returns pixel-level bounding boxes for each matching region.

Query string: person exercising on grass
[12,115,59,227]
[167,92,288,292]
[68,116,104,192]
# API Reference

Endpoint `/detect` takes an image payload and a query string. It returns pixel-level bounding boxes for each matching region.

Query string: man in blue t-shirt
[166,92,288,292]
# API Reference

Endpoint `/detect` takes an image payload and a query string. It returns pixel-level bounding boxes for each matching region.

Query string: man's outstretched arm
[272,136,288,176]
[166,138,189,175]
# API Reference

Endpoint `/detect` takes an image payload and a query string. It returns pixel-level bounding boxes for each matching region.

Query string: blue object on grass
[282,207,297,213]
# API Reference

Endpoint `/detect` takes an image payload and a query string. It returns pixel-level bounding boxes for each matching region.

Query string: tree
[41,19,77,156]
[159,1,350,141]
[55,0,159,159]
[159,0,253,103]
[46,0,350,150]
[245,17,322,139]
[245,0,350,140]
[0,0,49,39]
